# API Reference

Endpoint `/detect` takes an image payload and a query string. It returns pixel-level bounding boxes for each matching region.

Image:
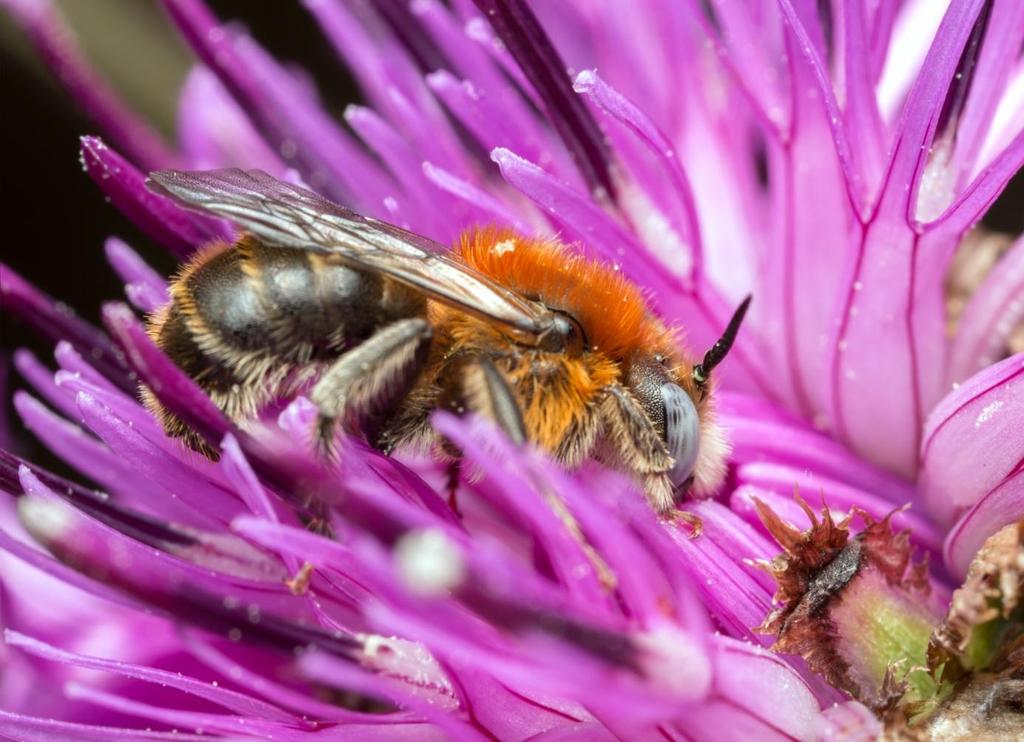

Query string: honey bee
[145,169,748,513]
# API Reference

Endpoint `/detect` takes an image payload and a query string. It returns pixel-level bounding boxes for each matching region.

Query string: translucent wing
[146,168,557,344]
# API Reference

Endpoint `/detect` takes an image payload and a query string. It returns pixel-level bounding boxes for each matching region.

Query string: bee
[145,169,748,514]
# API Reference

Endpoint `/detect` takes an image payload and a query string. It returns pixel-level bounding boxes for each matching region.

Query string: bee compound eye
[661,382,700,487]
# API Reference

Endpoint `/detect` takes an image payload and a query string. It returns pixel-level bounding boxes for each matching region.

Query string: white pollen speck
[492,239,517,256]
[974,400,1004,428]
[394,528,465,596]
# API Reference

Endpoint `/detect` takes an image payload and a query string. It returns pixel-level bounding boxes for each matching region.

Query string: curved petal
[0,264,131,391]
[80,136,230,258]
[944,466,1024,578]
[5,630,298,722]
[303,0,473,184]
[165,0,396,211]
[947,234,1024,383]
[924,130,1024,237]
[101,302,231,448]
[573,69,702,278]
[176,65,285,173]
[687,636,823,742]
[919,353,1024,527]
[103,238,169,312]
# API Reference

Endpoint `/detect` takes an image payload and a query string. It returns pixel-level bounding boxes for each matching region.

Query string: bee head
[626,357,701,490]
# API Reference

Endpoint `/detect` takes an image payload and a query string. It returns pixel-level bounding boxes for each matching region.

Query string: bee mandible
[145,169,749,513]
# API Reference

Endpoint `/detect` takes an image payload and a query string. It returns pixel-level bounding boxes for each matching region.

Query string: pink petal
[72,391,244,527]
[13,350,79,421]
[827,220,926,476]
[412,0,538,138]
[684,636,822,742]
[176,65,284,173]
[62,682,303,739]
[421,162,531,229]
[944,0,1024,181]
[879,0,987,221]
[101,302,230,450]
[103,238,169,312]
[702,0,791,134]
[53,341,120,395]
[6,630,298,722]
[298,650,481,741]
[947,234,1024,382]
[80,137,229,259]
[304,0,472,181]
[814,701,883,741]
[775,0,865,212]
[925,130,1024,237]
[919,353,1024,527]
[0,264,131,391]
[180,631,386,722]
[944,464,1024,579]
[14,392,163,521]
[720,406,916,499]
[343,105,448,239]
[471,0,616,200]
[840,0,887,202]
[428,69,573,189]
[0,709,207,741]
[573,69,703,278]
[164,0,395,212]
[667,503,774,643]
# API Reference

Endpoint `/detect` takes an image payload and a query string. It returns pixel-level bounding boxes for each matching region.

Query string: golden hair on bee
[455,227,677,361]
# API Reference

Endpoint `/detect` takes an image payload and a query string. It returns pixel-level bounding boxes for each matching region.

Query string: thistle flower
[0,0,1022,739]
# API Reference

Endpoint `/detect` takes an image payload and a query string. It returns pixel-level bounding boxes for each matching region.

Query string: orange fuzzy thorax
[455,228,676,362]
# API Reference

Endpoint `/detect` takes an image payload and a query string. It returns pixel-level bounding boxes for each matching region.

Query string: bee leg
[311,318,432,454]
[445,458,462,516]
[598,385,676,514]
[447,357,527,445]
[300,496,334,537]
[436,358,524,516]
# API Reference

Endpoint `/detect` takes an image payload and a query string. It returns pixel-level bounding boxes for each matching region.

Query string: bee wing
[146,168,556,342]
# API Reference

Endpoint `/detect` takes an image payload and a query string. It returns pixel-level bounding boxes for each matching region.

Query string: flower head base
[759,501,1024,737]
[757,499,938,709]
[0,0,1023,738]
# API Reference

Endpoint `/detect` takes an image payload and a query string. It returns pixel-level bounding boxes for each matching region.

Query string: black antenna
[693,295,751,386]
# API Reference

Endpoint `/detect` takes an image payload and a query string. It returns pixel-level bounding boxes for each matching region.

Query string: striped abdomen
[146,235,425,453]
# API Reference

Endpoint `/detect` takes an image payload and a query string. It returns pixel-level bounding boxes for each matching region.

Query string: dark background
[0,1,359,466]
[1,1,358,314]
[2,1,1022,469]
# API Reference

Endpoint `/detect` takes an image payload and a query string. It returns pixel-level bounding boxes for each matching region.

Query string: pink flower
[1,0,1020,739]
